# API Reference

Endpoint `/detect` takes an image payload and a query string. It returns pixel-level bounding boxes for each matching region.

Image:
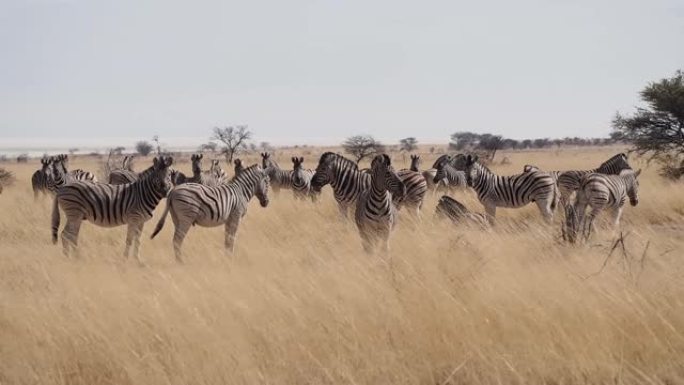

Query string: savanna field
[1,146,684,384]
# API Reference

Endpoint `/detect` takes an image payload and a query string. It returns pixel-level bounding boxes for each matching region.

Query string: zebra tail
[551,184,559,212]
[51,196,60,244]
[150,200,171,239]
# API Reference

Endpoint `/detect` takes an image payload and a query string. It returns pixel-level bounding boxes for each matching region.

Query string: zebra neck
[471,164,494,193]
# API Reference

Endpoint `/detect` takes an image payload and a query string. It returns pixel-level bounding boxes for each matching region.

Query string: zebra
[291,156,318,201]
[395,168,428,216]
[436,154,558,224]
[186,154,225,186]
[435,195,489,229]
[261,152,293,194]
[51,156,174,263]
[573,169,641,239]
[354,154,406,253]
[150,164,270,262]
[410,154,450,195]
[431,154,468,191]
[556,153,632,205]
[31,156,53,198]
[47,154,97,192]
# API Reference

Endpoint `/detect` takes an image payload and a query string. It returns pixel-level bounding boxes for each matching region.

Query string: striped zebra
[435,195,489,229]
[395,168,428,216]
[311,152,402,218]
[354,154,406,253]
[410,154,451,195]
[150,164,270,262]
[51,156,174,263]
[573,169,641,239]
[187,154,225,186]
[31,156,53,198]
[557,153,631,205]
[48,154,97,192]
[436,154,558,224]
[261,152,293,194]
[431,154,468,191]
[291,157,318,201]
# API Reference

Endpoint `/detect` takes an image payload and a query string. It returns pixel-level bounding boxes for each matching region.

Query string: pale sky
[1,0,683,146]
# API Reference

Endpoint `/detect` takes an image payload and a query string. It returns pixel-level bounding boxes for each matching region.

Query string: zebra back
[311,152,370,206]
[578,169,641,208]
[435,195,489,228]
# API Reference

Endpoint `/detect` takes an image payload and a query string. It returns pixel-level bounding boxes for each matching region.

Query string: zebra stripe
[291,156,318,201]
[409,154,453,197]
[150,164,270,262]
[48,154,97,192]
[354,154,406,253]
[438,154,558,224]
[574,169,641,238]
[31,156,53,198]
[51,156,174,263]
[311,152,372,217]
[557,153,631,204]
[435,195,489,228]
[261,152,293,194]
[395,169,427,216]
[233,159,245,178]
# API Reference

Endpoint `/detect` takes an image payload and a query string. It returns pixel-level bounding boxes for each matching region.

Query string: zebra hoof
[51,236,58,245]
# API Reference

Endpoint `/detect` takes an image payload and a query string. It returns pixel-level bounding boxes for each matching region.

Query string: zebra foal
[51,156,174,263]
[31,156,53,198]
[354,154,406,253]
[150,164,270,262]
[435,195,489,229]
[291,156,318,201]
[261,152,293,195]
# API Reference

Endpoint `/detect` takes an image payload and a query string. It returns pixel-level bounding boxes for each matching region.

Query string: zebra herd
[31,150,641,263]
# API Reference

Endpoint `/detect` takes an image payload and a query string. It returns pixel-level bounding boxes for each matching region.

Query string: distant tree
[135,141,154,156]
[612,70,684,179]
[429,147,436,154]
[553,139,563,149]
[399,137,418,153]
[211,125,252,162]
[342,135,385,163]
[477,134,503,161]
[449,132,481,151]
[260,142,271,151]
[501,138,520,150]
[200,142,218,153]
[533,138,551,148]
[68,148,79,155]
[152,135,162,155]
[521,139,533,149]
[16,154,29,163]
[112,147,125,156]
[249,143,258,152]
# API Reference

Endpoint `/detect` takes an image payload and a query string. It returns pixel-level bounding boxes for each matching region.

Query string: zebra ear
[635,168,642,177]
[299,157,303,163]
[383,154,391,165]
[466,154,477,166]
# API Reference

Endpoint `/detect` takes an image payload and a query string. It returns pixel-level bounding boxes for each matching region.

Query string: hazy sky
[1,0,683,145]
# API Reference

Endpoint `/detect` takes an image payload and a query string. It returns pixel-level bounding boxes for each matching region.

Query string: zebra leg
[610,207,623,232]
[124,223,144,264]
[61,217,82,257]
[484,205,496,226]
[536,199,554,224]
[172,222,191,263]
[224,215,242,254]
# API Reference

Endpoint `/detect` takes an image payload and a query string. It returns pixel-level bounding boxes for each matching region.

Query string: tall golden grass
[1,147,683,384]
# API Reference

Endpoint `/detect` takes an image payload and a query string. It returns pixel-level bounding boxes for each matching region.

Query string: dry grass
[1,146,683,384]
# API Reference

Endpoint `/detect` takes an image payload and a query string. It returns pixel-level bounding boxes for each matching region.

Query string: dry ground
[1,146,683,384]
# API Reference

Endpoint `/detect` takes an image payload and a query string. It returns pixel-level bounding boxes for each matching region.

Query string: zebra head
[371,154,406,199]
[598,153,632,174]
[238,164,270,207]
[40,156,52,171]
[410,154,421,172]
[169,168,187,186]
[291,156,304,171]
[463,154,481,187]
[621,168,641,206]
[191,154,203,177]
[150,156,175,196]
[261,152,277,169]
[432,155,452,184]
[311,152,336,192]
[255,167,271,207]
[233,159,245,177]
[50,155,67,182]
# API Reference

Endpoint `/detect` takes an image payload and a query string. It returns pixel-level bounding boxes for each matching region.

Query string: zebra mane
[431,154,451,169]
[319,152,359,170]
[598,153,631,171]
[231,164,263,184]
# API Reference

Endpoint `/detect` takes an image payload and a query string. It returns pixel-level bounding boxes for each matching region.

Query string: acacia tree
[612,70,684,179]
[342,135,385,163]
[135,141,154,156]
[399,137,418,153]
[211,125,252,163]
